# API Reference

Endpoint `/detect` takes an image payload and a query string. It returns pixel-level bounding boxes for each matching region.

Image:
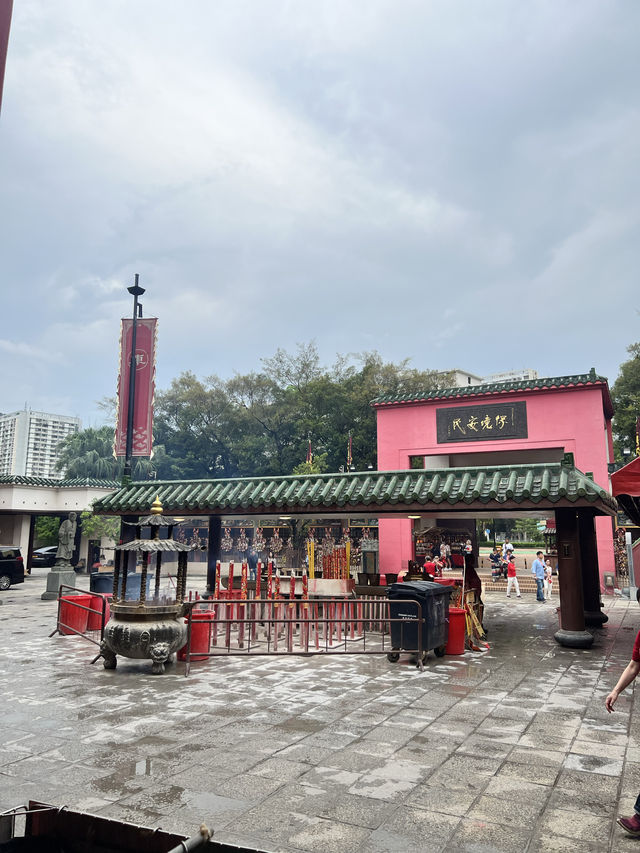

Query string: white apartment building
[436,368,539,388]
[0,410,81,479]
[482,368,539,384]
[435,369,484,388]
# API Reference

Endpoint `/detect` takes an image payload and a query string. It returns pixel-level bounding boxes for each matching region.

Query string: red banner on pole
[114,318,157,457]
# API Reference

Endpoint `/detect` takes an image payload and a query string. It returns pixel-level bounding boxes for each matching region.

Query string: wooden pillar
[205,516,222,597]
[554,507,593,649]
[579,511,608,627]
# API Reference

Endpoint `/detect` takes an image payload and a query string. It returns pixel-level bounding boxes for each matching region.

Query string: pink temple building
[374,370,615,590]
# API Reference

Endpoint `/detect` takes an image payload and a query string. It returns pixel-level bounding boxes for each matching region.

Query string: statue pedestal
[41,566,78,600]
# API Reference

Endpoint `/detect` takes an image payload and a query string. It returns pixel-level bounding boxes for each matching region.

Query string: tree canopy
[611,341,640,460]
[56,346,444,481]
[55,425,155,480]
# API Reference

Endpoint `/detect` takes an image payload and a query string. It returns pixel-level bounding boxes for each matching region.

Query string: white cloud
[0,0,639,418]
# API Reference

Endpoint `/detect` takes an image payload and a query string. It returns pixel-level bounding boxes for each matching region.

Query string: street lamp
[123,274,145,480]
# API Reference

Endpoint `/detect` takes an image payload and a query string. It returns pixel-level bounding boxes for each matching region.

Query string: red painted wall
[376,384,614,588]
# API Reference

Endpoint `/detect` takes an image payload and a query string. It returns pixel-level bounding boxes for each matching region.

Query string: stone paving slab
[0,574,638,851]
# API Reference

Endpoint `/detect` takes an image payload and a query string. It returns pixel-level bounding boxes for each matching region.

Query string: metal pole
[123,274,145,480]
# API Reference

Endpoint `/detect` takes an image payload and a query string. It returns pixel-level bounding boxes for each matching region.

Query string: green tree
[34,516,61,546]
[55,425,154,480]
[513,518,542,542]
[153,372,249,479]
[80,510,120,542]
[611,341,640,460]
[154,347,443,479]
[292,452,329,475]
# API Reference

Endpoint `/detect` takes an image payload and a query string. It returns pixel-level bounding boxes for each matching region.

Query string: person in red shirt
[606,607,640,836]
[505,554,521,598]
[422,557,436,580]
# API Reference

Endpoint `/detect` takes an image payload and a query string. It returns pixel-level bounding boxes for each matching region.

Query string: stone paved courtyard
[2,572,640,852]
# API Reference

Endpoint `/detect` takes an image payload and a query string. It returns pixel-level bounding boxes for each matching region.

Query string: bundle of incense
[214,560,221,599]
[240,560,248,599]
[255,561,262,598]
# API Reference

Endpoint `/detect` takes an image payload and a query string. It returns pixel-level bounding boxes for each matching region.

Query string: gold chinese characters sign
[436,402,528,444]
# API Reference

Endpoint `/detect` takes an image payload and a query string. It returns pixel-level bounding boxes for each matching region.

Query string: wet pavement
[1,572,640,852]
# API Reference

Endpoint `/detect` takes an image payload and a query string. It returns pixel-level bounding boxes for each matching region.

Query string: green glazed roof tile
[371,370,614,416]
[0,475,119,488]
[92,459,616,517]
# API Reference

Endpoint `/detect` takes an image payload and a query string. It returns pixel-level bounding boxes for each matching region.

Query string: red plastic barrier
[446,607,466,655]
[87,593,111,631]
[433,577,457,587]
[59,594,92,635]
[218,589,242,600]
[178,610,216,661]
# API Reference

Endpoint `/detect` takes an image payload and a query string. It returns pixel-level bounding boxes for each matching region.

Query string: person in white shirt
[502,538,514,560]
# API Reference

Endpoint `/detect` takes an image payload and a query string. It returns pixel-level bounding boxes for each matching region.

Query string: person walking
[505,554,521,598]
[531,550,546,602]
[605,604,640,836]
[544,560,553,599]
[247,547,259,581]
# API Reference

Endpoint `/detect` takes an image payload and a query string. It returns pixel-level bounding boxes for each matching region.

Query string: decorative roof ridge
[92,461,616,517]
[371,369,613,414]
[0,475,120,488]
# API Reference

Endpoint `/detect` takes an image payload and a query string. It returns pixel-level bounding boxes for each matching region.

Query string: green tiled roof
[92,460,616,517]
[372,370,613,415]
[0,475,120,489]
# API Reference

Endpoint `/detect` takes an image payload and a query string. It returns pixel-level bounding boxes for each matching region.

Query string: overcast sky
[1,1,638,427]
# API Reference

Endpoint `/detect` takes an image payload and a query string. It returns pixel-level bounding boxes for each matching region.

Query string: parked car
[30,545,58,568]
[0,546,25,589]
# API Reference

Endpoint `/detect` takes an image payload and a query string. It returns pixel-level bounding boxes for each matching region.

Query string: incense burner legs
[100,604,187,675]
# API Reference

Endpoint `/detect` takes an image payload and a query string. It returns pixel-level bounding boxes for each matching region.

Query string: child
[544,560,553,599]
[506,554,521,598]
[432,555,444,578]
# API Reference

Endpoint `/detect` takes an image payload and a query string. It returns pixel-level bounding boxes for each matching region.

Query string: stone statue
[55,512,77,565]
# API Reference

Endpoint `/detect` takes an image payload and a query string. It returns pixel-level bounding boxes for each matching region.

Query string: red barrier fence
[49,585,110,656]
[182,597,426,676]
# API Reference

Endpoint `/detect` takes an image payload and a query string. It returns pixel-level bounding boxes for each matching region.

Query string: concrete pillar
[205,516,222,596]
[15,514,33,572]
[579,511,608,627]
[554,507,593,649]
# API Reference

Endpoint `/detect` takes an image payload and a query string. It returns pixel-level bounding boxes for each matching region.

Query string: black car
[31,546,58,568]
[0,546,25,590]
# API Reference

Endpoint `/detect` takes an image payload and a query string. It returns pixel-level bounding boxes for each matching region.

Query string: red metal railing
[182,597,426,676]
[49,585,110,658]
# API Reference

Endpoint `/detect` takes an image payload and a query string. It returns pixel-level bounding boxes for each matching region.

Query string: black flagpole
[123,274,145,480]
